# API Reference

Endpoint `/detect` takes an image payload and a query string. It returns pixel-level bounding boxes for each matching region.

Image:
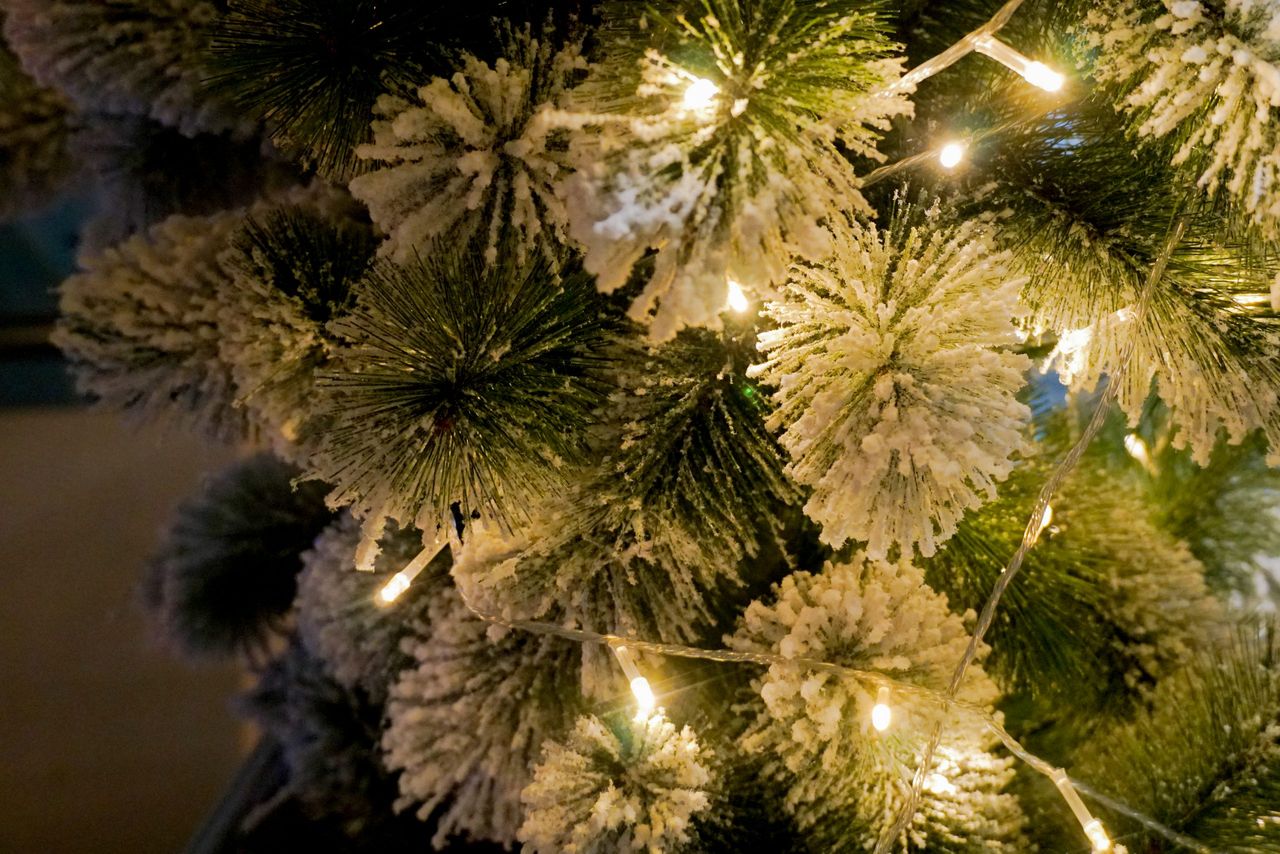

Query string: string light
[611,642,657,722]
[972,34,1064,92]
[680,77,719,114]
[1123,433,1151,467]
[871,685,893,732]
[1034,503,1054,542]
[1053,769,1113,851]
[725,278,750,313]
[938,141,966,169]
[376,536,448,605]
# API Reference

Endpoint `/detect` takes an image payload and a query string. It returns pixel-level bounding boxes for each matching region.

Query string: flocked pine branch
[350,23,585,267]
[384,583,583,848]
[727,556,1028,851]
[750,203,1032,560]
[1,0,251,137]
[295,514,447,703]
[964,74,1280,467]
[560,0,910,339]
[1084,0,1280,239]
[215,199,375,451]
[54,208,254,440]
[921,409,1223,725]
[0,28,76,221]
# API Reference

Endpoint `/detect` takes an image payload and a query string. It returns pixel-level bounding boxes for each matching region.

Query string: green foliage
[239,641,400,831]
[206,0,438,178]
[1072,625,1280,851]
[921,405,1222,731]
[593,325,797,581]
[0,31,75,220]
[310,246,611,531]
[1099,403,1280,601]
[144,454,334,660]
[72,114,297,248]
[957,68,1280,466]
[225,202,373,324]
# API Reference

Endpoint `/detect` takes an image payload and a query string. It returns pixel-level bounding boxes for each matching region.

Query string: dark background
[0,196,245,853]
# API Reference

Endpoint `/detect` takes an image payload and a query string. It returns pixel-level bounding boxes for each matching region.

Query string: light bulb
[630,676,656,721]
[1023,61,1065,92]
[1035,504,1054,539]
[973,35,1065,94]
[376,539,447,605]
[871,685,892,732]
[725,279,750,313]
[1123,433,1150,467]
[938,141,966,169]
[1083,819,1111,852]
[681,77,719,113]
[378,572,411,603]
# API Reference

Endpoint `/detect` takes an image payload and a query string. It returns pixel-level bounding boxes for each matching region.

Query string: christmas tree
[6,0,1280,849]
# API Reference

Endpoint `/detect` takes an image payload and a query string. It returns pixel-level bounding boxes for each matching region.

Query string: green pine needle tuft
[205,0,438,179]
[1072,625,1280,850]
[310,246,612,531]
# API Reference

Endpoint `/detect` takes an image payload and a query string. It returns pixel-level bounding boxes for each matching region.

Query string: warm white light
[378,572,411,603]
[1036,504,1054,538]
[871,686,892,732]
[725,279,750,313]
[681,77,720,113]
[1023,61,1064,92]
[1083,819,1111,852]
[630,676,657,721]
[1123,433,1150,467]
[376,540,446,605]
[938,141,966,169]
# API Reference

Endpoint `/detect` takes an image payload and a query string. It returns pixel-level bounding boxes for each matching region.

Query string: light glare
[378,572,410,603]
[938,141,965,169]
[871,685,892,732]
[681,77,720,113]
[631,676,656,721]
[1023,61,1064,92]
[1123,433,1150,467]
[726,279,750,313]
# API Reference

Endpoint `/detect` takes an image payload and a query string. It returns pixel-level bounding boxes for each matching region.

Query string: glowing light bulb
[725,279,750,313]
[630,676,656,721]
[871,686,892,732]
[938,141,966,169]
[1023,61,1065,92]
[681,77,719,113]
[376,537,448,605]
[1053,768,1111,852]
[1035,504,1054,540]
[1123,433,1151,467]
[1083,819,1111,852]
[973,35,1064,93]
[379,572,411,603]
[612,643,658,721]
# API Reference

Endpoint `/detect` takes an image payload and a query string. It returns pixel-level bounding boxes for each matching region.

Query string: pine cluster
[6,0,1280,850]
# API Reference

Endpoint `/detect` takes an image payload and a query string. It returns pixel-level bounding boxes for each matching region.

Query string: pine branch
[1072,624,1280,851]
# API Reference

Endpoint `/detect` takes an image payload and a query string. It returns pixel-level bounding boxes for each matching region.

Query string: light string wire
[379,5,1208,851]
[450,582,1210,853]
[871,0,1028,98]
[873,208,1192,853]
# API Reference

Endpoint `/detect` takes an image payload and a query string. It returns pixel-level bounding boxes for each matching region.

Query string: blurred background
[0,197,245,853]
